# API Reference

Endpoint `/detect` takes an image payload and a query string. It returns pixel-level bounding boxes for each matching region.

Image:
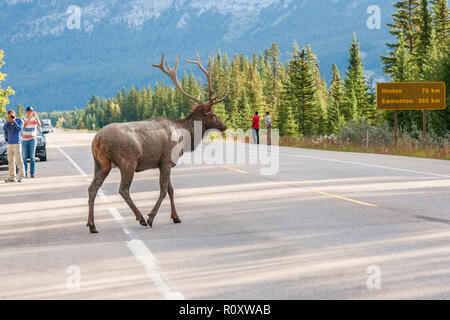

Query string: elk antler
[185,50,215,101]
[153,52,229,111]
[152,54,203,105]
[211,85,230,105]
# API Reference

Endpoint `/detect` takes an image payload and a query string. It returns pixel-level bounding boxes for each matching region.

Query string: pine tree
[289,47,319,137]
[110,100,121,123]
[344,34,373,119]
[244,62,266,115]
[327,64,344,133]
[417,0,433,74]
[276,97,298,137]
[210,51,230,125]
[230,91,252,130]
[278,54,298,137]
[422,29,450,134]
[431,0,449,47]
[228,54,245,124]
[305,44,328,134]
[152,82,170,117]
[263,43,282,118]
[382,0,421,75]
[391,32,419,81]
[142,85,153,119]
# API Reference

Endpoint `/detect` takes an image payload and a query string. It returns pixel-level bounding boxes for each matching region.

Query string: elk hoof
[147,216,155,228]
[88,225,98,233]
[139,219,148,227]
[173,217,181,224]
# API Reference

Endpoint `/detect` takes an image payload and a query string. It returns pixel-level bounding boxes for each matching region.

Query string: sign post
[377,82,446,148]
[394,110,398,147]
[423,110,426,146]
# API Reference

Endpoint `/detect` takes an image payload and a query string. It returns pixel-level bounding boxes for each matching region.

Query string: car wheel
[40,148,47,162]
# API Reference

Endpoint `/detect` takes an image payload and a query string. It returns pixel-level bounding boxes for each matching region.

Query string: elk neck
[174,111,206,150]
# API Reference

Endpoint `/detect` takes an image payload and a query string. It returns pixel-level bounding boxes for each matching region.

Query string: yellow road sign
[377,82,446,110]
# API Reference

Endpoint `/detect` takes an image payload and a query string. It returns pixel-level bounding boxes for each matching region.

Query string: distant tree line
[38,36,377,137]
[22,1,450,138]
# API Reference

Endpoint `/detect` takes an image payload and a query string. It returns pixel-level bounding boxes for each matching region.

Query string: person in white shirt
[265,111,272,145]
[22,106,41,178]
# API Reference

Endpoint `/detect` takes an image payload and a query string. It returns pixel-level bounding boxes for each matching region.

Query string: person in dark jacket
[2,110,25,182]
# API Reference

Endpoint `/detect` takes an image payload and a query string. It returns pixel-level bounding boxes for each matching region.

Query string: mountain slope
[0,0,395,112]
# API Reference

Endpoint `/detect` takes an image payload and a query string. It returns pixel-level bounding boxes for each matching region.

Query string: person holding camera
[2,110,25,183]
[22,106,41,178]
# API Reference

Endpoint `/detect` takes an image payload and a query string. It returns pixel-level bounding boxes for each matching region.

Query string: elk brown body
[87,51,228,233]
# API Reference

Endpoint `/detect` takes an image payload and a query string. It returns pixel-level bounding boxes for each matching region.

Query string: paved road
[1,129,449,299]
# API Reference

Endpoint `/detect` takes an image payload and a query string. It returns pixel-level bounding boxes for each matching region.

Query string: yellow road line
[218,165,376,208]
[221,166,248,174]
[313,190,377,207]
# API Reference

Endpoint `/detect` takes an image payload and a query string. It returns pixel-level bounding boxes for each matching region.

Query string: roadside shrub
[399,123,450,149]
[278,117,449,160]
[338,118,393,146]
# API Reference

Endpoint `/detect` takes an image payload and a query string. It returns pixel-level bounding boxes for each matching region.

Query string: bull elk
[87,51,228,233]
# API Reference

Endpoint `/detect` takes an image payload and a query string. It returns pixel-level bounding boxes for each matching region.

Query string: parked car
[0,131,7,165]
[0,126,47,165]
[41,119,53,134]
[35,126,47,161]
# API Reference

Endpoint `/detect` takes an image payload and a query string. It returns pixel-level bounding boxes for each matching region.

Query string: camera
[9,115,15,120]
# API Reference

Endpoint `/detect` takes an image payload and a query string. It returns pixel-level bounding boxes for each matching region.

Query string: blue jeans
[22,138,36,175]
[252,128,260,144]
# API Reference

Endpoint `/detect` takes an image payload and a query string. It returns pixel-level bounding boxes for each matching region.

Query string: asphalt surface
[0,129,449,299]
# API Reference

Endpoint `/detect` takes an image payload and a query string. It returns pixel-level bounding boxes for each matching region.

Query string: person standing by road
[265,111,272,145]
[22,106,41,178]
[250,111,260,144]
[2,110,25,182]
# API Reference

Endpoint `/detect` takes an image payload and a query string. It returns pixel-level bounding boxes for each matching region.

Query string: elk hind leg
[119,164,147,227]
[147,165,171,228]
[87,159,111,233]
[168,179,181,224]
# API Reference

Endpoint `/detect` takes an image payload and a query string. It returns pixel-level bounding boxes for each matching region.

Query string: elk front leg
[147,164,171,228]
[119,164,147,227]
[168,179,181,224]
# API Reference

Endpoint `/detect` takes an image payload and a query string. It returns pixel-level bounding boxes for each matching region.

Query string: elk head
[152,51,229,133]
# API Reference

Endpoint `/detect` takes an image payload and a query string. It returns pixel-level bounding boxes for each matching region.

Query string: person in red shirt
[250,111,260,144]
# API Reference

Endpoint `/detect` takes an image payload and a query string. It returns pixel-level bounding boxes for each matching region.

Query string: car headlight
[36,137,43,146]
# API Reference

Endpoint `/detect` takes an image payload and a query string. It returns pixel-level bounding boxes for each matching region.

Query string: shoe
[31,174,35,178]
[4,178,15,183]
[17,178,23,183]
